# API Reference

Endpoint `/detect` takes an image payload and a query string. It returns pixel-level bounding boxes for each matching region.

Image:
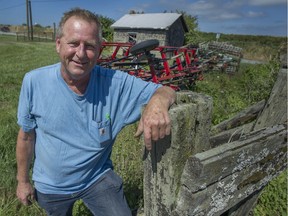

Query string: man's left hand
[134,86,176,150]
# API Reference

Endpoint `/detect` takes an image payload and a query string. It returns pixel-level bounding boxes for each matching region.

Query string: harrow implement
[97,39,203,91]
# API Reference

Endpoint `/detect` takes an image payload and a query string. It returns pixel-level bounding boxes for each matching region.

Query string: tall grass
[194,60,280,124]
[0,35,286,215]
[197,32,286,61]
[0,37,58,215]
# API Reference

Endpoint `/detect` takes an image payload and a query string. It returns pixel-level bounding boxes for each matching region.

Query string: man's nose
[76,44,86,58]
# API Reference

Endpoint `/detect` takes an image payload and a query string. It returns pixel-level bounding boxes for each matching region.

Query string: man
[16,7,175,216]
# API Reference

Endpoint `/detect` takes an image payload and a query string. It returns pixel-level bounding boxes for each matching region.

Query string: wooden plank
[209,121,255,148]
[225,191,261,216]
[254,69,287,130]
[174,161,286,216]
[173,125,287,215]
[181,124,287,193]
[211,100,266,135]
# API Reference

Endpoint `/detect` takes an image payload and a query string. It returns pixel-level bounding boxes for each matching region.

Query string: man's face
[56,16,100,80]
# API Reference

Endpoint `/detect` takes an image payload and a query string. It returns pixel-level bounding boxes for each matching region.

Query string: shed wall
[113,29,167,45]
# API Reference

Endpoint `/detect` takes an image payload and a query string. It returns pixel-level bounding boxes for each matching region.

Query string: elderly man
[16,7,175,216]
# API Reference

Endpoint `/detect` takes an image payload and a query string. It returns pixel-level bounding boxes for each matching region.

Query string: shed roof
[111,13,188,32]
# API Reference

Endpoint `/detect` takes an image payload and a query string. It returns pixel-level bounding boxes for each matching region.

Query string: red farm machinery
[97,39,203,91]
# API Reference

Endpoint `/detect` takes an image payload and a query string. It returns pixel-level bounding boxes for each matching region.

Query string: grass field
[0,34,286,215]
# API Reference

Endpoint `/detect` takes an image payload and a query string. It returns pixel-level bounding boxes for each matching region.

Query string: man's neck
[61,70,91,95]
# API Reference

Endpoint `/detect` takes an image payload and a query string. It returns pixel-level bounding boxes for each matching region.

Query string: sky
[0,0,287,37]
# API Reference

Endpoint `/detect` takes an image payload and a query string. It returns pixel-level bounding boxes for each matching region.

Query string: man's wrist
[153,86,176,108]
[17,175,30,184]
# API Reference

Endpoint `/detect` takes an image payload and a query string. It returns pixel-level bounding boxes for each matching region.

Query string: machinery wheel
[130,39,159,55]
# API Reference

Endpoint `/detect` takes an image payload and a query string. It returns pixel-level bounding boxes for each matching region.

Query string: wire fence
[16,32,55,42]
[0,31,55,42]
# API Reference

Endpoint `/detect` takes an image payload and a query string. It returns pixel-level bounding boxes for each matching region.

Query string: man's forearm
[16,129,35,183]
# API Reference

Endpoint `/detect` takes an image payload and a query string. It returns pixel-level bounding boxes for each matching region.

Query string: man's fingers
[28,194,35,203]
[137,108,172,151]
[134,119,152,150]
[165,123,171,136]
[30,193,35,201]
[16,182,35,206]
[158,116,168,139]
[144,126,152,151]
[144,137,152,151]
[164,113,171,136]
[20,197,29,206]
[134,120,144,137]
[150,112,170,140]
[134,128,143,137]
[20,193,35,206]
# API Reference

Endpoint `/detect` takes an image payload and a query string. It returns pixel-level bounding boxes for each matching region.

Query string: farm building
[111,13,188,47]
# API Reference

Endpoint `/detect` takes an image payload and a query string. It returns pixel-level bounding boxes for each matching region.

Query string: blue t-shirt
[17,63,160,194]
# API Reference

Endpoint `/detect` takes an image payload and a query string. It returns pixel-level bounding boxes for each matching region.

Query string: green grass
[0,34,286,215]
[0,35,58,216]
[254,170,287,216]
[194,60,280,124]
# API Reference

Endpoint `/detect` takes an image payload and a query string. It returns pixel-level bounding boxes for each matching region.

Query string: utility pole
[53,22,56,41]
[28,0,33,41]
[26,0,30,40]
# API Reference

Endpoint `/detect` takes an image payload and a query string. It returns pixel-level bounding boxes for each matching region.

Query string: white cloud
[186,1,243,21]
[141,0,286,36]
[249,0,287,6]
[190,0,215,11]
[218,12,241,19]
[246,11,265,17]
[187,1,222,17]
[224,0,245,9]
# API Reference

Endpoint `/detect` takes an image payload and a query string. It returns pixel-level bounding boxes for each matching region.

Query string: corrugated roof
[111,13,187,31]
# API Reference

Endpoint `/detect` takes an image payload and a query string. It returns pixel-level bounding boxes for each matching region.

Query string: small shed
[111,13,188,47]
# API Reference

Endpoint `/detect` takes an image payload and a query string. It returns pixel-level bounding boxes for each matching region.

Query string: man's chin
[63,68,85,79]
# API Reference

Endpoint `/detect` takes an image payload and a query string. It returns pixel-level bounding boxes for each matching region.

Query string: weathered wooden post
[143,91,213,216]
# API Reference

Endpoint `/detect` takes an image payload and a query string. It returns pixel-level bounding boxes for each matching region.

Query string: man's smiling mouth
[72,60,88,65]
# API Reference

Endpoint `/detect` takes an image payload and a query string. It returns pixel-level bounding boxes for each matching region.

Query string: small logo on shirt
[105,113,110,120]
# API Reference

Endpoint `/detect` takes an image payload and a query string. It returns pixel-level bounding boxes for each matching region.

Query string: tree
[98,15,115,42]
[129,10,144,14]
[34,23,42,28]
[129,10,136,14]
[176,10,201,45]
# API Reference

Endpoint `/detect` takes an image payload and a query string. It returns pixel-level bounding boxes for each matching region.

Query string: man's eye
[86,45,96,50]
[68,43,78,47]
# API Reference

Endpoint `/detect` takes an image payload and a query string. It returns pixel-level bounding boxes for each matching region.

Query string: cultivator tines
[197,41,243,74]
[97,39,203,91]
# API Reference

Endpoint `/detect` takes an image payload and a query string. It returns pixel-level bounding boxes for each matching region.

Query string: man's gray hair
[56,7,102,43]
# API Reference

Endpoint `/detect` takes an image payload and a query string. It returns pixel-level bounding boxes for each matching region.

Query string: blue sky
[0,0,287,36]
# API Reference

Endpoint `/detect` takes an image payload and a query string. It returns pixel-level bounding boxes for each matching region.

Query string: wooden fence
[142,54,287,215]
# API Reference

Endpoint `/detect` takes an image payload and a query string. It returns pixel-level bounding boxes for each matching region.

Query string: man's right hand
[16,129,36,205]
[16,181,35,205]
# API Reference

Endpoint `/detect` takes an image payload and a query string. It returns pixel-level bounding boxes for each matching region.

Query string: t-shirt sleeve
[118,71,162,125]
[17,73,36,132]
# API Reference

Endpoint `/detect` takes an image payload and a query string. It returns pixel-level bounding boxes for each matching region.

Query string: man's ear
[56,38,60,53]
